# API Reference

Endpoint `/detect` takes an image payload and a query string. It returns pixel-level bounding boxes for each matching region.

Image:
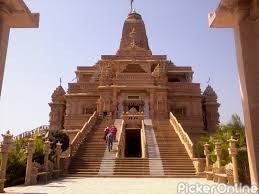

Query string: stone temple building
[48,11,220,177]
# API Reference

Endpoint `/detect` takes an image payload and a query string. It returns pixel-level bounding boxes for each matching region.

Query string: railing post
[204,142,210,170]
[214,142,222,168]
[24,138,35,185]
[228,136,239,185]
[0,131,13,192]
[43,139,51,173]
[55,141,62,173]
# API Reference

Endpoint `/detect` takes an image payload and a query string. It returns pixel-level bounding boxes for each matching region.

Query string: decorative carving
[99,63,114,85]
[122,111,144,128]
[152,64,167,85]
[129,27,137,49]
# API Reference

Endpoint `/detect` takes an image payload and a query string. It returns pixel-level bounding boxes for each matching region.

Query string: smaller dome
[51,85,65,102]
[203,85,217,99]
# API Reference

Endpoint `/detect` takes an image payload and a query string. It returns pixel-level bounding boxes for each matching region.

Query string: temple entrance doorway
[125,129,142,158]
[117,92,150,118]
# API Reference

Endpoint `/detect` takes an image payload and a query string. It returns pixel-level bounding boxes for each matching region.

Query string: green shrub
[193,114,250,185]
[49,130,69,152]
[5,132,57,187]
[33,137,44,164]
[5,138,27,187]
[193,141,205,158]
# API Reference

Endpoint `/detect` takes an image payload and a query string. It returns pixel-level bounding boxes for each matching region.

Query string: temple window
[173,107,187,117]
[168,77,180,82]
[127,95,140,100]
[82,107,93,115]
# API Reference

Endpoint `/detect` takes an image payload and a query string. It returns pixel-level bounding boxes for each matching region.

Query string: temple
[48,11,220,177]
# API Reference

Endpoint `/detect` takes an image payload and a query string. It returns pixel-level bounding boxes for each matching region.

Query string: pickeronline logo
[177,182,258,194]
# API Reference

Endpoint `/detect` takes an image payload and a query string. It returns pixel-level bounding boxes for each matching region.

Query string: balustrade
[116,120,125,158]
[204,137,239,185]
[169,112,193,158]
[67,83,98,93]
[70,111,98,157]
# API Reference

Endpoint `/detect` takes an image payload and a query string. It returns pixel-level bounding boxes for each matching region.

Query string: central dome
[116,11,152,56]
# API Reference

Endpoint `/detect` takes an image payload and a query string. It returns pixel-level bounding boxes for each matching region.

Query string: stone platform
[4,177,249,194]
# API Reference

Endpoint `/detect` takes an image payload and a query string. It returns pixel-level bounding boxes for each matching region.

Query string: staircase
[113,158,150,177]
[68,118,113,176]
[153,119,196,177]
[68,118,197,178]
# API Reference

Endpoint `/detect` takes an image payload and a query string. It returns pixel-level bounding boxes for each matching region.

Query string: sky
[0,0,243,136]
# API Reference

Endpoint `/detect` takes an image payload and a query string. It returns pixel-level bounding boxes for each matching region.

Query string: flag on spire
[130,0,134,13]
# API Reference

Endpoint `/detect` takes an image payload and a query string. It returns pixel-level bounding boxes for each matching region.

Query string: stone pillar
[234,16,259,187]
[214,142,222,168]
[149,89,154,118]
[204,143,210,170]
[55,141,62,171]
[228,136,239,185]
[0,131,13,193]
[0,12,10,96]
[113,88,119,118]
[24,138,35,185]
[43,139,51,172]
[209,1,259,186]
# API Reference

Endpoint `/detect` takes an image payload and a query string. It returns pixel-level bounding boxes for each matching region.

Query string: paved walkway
[4,177,252,194]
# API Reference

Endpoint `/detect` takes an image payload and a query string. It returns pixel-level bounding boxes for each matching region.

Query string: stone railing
[116,120,125,158]
[169,112,194,159]
[0,131,65,191]
[114,73,153,85]
[167,82,201,93]
[204,138,239,185]
[67,83,98,93]
[14,125,49,140]
[116,73,152,80]
[169,113,207,175]
[141,120,147,158]
[24,138,64,186]
[70,111,98,157]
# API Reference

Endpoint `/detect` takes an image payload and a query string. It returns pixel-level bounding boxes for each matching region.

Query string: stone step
[65,173,197,178]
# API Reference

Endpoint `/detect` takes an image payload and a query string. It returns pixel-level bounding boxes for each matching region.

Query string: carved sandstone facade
[49,11,220,141]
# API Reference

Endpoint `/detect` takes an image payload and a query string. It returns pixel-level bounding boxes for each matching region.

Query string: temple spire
[116,11,152,56]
